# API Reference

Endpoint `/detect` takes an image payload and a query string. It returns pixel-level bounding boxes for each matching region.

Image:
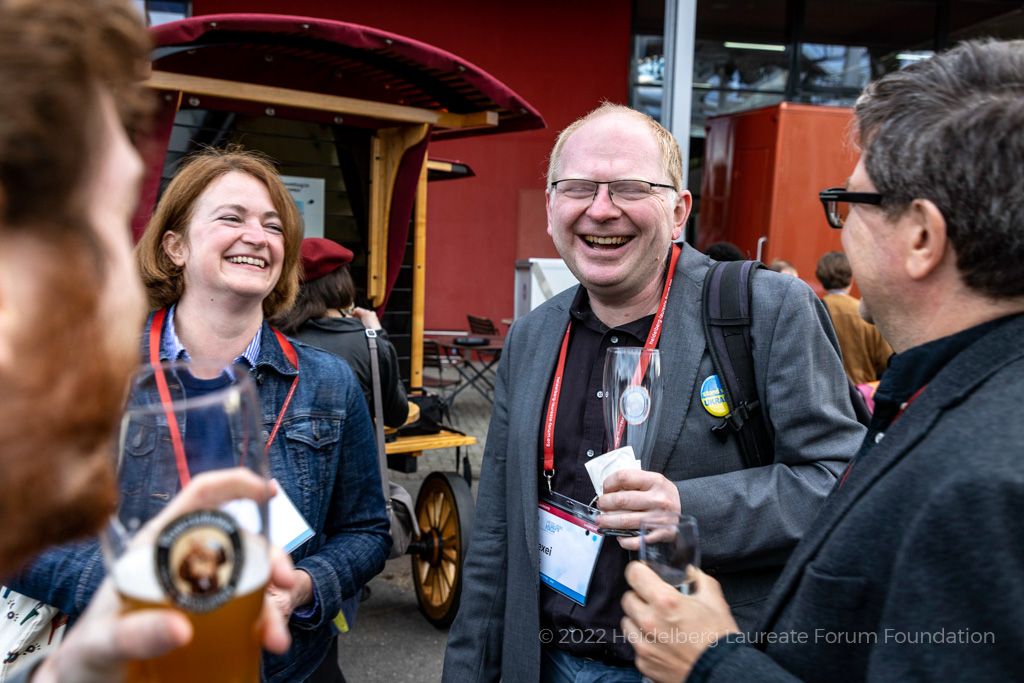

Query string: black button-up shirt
[861,314,1017,455]
[539,285,655,665]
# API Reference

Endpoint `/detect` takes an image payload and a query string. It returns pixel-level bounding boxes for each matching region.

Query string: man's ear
[162,230,187,267]
[545,190,554,238]
[671,190,693,241]
[904,199,948,281]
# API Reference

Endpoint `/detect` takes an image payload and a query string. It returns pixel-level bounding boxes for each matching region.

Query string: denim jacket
[11,314,391,682]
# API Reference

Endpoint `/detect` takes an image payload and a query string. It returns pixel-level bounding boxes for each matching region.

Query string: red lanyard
[148,308,299,487]
[542,244,681,491]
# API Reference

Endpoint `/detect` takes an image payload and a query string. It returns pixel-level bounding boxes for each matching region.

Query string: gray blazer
[691,314,1024,682]
[443,244,865,681]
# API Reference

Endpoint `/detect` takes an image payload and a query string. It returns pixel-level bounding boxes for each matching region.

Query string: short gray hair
[854,39,1024,299]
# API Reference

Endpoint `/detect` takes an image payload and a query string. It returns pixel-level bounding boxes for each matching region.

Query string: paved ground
[337,370,493,681]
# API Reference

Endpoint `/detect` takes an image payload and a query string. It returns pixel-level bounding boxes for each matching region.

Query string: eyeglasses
[550,179,676,204]
[818,187,885,229]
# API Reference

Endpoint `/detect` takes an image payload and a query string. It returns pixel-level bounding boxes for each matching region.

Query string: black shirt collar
[871,313,1022,431]
[569,286,654,340]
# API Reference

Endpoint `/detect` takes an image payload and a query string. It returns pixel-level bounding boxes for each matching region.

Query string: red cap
[300,238,353,281]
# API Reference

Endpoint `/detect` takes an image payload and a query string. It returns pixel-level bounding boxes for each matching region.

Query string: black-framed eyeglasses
[550,178,676,204]
[818,187,885,229]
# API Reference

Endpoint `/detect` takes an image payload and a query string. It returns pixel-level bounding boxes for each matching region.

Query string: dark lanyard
[148,307,299,487]
[541,244,682,492]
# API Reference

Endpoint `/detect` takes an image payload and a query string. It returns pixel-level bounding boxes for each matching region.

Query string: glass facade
[630,0,1021,133]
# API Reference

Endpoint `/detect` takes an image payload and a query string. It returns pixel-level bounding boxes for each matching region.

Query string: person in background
[274,237,409,429]
[0,1,290,681]
[815,251,892,385]
[13,148,390,683]
[704,241,744,261]
[620,39,1024,683]
[768,259,799,277]
[444,103,863,682]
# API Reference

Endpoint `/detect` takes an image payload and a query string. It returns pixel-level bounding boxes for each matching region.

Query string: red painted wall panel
[699,103,859,296]
[192,0,631,329]
[770,104,858,295]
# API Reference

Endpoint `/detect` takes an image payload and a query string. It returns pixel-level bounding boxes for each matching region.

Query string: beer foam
[114,532,270,603]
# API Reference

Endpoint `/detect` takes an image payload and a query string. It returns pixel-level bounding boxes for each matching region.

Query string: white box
[514,258,579,319]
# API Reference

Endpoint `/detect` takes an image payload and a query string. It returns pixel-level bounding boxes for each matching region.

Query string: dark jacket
[443,244,865,681]
[691,314,1024,682]
[293,317,409,429]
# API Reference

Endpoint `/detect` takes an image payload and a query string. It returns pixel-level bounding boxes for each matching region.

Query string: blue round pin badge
[700,375,730,418]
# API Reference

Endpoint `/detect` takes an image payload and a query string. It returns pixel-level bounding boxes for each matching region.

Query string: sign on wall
[281,175,325,238]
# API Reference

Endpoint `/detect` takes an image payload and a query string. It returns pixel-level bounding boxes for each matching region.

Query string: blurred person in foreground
[274,237,409,428]
[443,102,864,682]
[0,1,290,681]
[815,251,892,385]
[14,148,391,682]
[621,39,1024,683]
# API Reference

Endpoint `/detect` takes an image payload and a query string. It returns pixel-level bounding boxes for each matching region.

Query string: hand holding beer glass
[102,361,271,683]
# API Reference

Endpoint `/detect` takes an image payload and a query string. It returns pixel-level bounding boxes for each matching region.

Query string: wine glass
[602,347,663,462]
[638,513,700,595]
[102,360,270,683]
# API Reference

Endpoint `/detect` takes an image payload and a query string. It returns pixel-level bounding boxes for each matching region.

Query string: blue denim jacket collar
[142,311,298,380]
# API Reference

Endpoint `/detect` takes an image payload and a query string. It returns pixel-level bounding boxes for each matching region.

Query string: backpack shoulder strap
[702,260,773,468]
[364,330,392,504]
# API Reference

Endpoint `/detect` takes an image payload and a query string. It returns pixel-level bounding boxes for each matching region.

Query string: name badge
[222,478,315,554]
[538,498,603,606]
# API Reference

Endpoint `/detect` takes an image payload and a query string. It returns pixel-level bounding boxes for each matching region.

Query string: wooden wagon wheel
[411,471,474,628]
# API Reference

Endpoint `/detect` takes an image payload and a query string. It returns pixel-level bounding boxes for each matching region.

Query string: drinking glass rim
[122,360,258,416]
[638,512,699,530]
[606,347,660,356]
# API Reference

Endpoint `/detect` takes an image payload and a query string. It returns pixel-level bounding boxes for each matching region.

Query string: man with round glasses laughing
[444,103,864,682]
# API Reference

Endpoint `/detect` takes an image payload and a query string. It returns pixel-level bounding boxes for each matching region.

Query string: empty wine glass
[602,347,663,462]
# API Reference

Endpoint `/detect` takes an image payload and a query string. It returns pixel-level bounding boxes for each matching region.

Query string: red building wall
[192,0,631,330]
[699,103,857,296]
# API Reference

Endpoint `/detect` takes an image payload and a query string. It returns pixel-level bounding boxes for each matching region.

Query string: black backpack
[702,260,872,469]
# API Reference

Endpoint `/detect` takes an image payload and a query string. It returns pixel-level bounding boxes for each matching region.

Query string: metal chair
[422,339,462,393]
[467,314,500,336]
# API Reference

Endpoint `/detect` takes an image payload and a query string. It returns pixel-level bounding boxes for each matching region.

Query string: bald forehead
[564,111,658,149]
[558,112,667,180]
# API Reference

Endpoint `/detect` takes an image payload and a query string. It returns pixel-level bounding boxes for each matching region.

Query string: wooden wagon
[136,13,544,626]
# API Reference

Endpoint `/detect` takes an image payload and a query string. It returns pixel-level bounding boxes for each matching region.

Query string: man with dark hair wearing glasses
[619,40,1024,683]
[443,103,864,682]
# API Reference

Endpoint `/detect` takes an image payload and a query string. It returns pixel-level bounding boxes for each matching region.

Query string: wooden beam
[410,157,428,388]
[367,125,430,306]
[426,160,454,173]
[145,70,498,130]
[436,110,499,130]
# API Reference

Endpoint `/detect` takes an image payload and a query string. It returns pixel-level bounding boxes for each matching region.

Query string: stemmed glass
[602,347,663,463]
[102,360,270,683]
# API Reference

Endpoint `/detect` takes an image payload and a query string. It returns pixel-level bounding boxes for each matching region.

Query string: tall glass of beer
[102,360,270,683]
